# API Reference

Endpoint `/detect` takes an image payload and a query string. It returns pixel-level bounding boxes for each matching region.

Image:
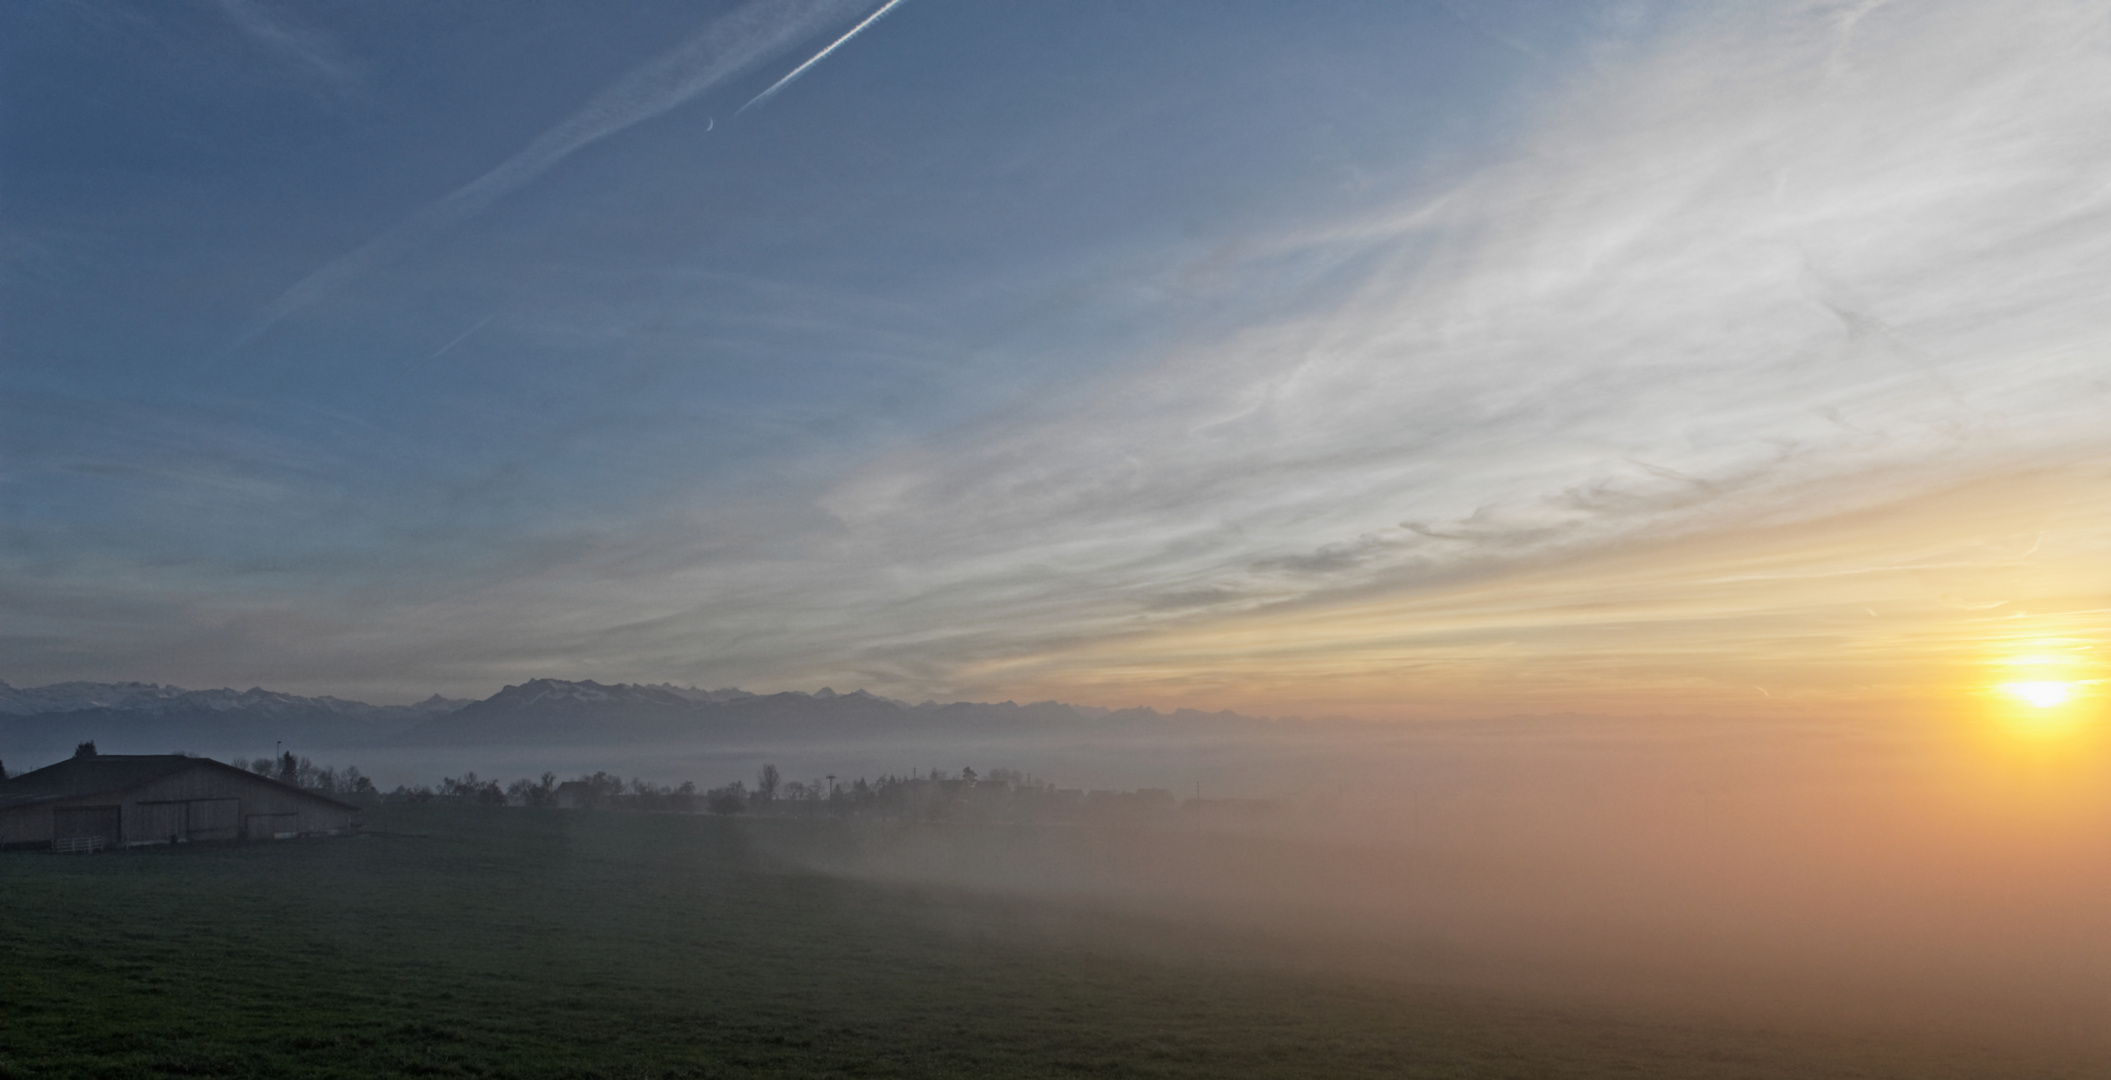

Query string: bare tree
[757,762,781,803]
[707,781,747,815]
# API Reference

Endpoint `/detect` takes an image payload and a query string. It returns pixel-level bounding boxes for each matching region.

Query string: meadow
[0,805,2100,1079]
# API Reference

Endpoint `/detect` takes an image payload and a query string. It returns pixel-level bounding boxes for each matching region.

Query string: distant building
[0,752,360,853]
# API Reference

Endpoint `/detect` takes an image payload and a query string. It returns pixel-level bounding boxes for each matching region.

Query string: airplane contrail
[232,0,864,349]
[429,315,495,359]
[738,0,907,114]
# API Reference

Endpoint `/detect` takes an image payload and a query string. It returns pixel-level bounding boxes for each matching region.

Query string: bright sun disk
[2001,681,2073,708]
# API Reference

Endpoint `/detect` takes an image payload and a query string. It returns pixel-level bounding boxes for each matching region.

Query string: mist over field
[27,687,2108,1054]
[789,721,2111,1044]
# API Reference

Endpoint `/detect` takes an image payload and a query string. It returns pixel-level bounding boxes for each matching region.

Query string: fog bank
[760,715,2111,1050]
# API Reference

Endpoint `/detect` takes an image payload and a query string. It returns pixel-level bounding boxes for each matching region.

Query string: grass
[0,806,2098,1079]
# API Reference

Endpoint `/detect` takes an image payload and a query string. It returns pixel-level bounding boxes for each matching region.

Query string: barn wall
[0,764,360,849]
[120,767,358,842]
[1,805,54,848]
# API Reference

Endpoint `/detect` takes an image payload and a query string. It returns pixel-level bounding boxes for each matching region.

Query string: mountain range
[0,677,1273,759]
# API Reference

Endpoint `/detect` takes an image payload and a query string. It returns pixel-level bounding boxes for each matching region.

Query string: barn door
[133,801,185,843]
[52,806,120,853]
[186,799,240,841]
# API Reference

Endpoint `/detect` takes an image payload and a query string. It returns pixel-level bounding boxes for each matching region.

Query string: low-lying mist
[738,716,2111,1052]
[60,704,2108,1052]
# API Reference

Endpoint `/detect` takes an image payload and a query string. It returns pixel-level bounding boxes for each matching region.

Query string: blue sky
[5,1,2108,716]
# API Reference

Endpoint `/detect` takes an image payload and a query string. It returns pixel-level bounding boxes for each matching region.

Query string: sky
[3,0,2108,721]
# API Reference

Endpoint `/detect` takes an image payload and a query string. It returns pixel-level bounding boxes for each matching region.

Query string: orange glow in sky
[963,467,2111,722]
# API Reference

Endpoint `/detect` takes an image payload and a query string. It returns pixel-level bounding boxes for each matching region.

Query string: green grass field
[0,806,2098,1079]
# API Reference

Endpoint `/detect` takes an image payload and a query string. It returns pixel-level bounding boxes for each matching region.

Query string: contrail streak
[428,316,494,359]
[737,0,907,114]
[232,0,863,348]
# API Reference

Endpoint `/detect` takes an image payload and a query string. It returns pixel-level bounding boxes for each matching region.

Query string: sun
[2000,680,2073,709]
[1984,644,2099,723]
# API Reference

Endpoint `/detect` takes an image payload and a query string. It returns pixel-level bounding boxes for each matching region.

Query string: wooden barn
[0,751,360,852]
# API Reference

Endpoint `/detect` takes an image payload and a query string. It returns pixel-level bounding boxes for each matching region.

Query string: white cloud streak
[737,0,909,115]
[214,0,358,90]
[710,0,2111,700]
[65,0,2111,707]
[427,315,494,359]
[232,0,869,346]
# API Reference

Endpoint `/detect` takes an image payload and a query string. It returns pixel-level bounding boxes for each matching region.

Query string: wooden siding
[1,806,52,848]
[0,761,358,850]
[52,806,121,853]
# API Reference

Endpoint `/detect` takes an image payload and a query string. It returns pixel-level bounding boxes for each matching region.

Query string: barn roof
[0,754,359,811]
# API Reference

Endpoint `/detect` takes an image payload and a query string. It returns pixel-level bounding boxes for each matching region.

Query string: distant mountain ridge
[0,676,1274,757]
[0,678,475,761]
[402,678,1245,746]
[0,679,468,719]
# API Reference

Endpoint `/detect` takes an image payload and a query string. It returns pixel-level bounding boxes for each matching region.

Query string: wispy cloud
[737,0,2111,708]
[25,0,2111,712]
[213,0,358,90]
[232,0,869,346]
[1434,0,1544,58]
[202,0,2111,710]
[738,0,909,114]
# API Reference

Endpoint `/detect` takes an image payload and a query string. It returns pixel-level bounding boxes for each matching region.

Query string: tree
[707,781,747,815]
[278,751,299,783]
[757,763,781,803]
[342,766,377,799]
[506,776,551,806]
[441,772,505,804]
[74,741,97,759]
[500,772,559,808]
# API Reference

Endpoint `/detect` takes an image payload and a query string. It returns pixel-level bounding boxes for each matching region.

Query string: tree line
[244,752,379,798]
[268,755,1188,824]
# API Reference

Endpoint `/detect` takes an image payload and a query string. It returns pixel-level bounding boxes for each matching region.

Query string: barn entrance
[135,798,243,844]
[186,798,240,841]
[134,800,186,842]
[52,805,120,853]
